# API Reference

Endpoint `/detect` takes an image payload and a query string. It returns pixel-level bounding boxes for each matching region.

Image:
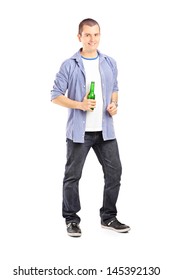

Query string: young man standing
[51,18,130,237]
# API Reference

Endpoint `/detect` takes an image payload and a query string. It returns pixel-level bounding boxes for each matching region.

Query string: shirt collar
[71,49,107,63]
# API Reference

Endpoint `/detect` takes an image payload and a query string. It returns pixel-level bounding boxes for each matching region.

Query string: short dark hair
[78,18,100,35]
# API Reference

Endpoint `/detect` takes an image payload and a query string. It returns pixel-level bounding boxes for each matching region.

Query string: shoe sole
[67,232,82,237]
[101,225,131,233]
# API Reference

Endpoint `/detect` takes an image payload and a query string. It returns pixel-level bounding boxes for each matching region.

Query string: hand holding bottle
[81,93,96,111]
[81,81,96,111]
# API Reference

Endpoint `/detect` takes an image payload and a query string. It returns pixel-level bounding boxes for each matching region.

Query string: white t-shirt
[82,56,103,131]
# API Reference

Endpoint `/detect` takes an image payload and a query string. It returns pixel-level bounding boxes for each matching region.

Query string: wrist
[76,101,84,111]
[75,101,81,110]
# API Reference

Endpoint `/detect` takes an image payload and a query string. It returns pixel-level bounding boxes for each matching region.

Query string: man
[51,18,130,237]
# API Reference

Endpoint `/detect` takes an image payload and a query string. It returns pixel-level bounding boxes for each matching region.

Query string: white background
[0,0,173,279]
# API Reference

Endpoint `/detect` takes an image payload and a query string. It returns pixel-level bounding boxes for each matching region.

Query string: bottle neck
[90,81,95,92]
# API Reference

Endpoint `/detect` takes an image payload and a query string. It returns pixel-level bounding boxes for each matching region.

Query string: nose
[90,35,95,41]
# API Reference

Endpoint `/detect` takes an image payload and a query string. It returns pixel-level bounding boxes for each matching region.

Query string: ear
[77,34,81,42]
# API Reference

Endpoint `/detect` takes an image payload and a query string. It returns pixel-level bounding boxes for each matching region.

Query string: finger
[107,104,112,111]
[88,100,96,106]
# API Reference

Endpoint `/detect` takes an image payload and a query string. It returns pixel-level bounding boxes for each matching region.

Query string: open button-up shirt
[50,50,119,143]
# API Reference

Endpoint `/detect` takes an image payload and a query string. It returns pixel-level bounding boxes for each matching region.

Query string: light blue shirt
[50,50,119,143]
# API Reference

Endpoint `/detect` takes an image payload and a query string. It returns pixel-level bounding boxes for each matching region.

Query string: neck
[80,49,98,58]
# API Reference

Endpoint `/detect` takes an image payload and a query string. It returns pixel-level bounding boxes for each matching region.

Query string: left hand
[107,102,118,116]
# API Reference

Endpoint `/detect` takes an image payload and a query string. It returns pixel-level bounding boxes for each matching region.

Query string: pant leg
[93,136,122,223]
[63,138,90,224]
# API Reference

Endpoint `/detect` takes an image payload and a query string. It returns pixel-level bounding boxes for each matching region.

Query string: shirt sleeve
[50,61,69,101]
[111,58,119,92]
[106,56,119,92]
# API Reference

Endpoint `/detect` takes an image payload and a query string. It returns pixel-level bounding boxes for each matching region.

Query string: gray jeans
[62,132,122,224]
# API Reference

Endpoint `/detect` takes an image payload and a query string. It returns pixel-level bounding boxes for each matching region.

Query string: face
[78,24,100,55]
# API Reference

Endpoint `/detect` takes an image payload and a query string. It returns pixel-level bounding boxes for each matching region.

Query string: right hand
[80,93,96,111]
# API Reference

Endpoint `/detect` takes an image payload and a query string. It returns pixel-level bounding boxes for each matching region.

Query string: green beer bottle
[87,81,95,110]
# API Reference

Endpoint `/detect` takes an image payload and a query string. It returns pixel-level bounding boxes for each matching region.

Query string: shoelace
[67,222,78,228]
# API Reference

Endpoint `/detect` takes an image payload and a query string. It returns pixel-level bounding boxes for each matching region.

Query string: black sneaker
[101,217,130,233]
[66,222,82,237]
